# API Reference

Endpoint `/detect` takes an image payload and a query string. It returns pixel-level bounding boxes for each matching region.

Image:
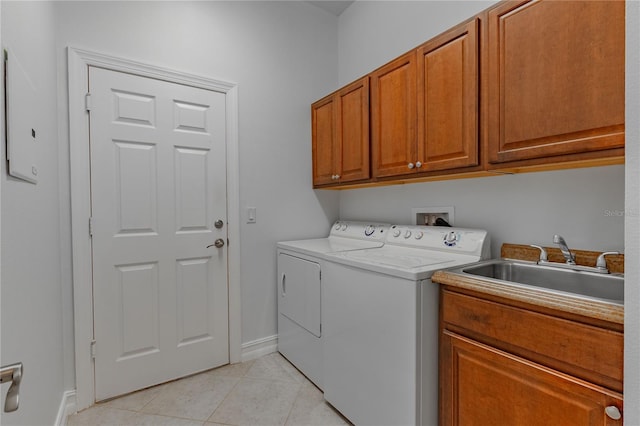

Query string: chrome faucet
[553,234,576,265]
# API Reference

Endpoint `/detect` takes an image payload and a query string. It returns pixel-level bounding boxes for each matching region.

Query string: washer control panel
[386,225,489,257]
[330,221,390,241]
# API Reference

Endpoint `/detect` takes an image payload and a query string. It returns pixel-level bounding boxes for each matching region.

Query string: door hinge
[89,217,94,237]
[85,93,92,112]
[90,340,96,359]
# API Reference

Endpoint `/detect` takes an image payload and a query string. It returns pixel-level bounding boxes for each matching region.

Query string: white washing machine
[276,221,390,389]
[323,225,490,426]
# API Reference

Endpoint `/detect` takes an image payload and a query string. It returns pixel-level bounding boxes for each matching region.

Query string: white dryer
[276,221,390,389]
[323,225,490,426]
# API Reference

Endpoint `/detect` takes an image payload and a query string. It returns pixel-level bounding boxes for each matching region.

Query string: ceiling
[307,1,355,16]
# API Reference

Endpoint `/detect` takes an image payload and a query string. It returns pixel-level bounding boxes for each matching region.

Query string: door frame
[67,46,241,411]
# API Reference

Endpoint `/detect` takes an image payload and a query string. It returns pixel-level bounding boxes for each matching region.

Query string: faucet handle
[596,251,619,272]
[530,245,548,262]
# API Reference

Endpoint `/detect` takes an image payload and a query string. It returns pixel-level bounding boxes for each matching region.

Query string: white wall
[0,2,66,425]
[340,166,625,255]
[625,0,640,422]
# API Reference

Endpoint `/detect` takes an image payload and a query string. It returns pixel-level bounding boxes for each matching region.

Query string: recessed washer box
[412,206,454,226]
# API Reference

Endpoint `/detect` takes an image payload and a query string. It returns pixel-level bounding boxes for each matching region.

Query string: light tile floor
[68,352,350,426]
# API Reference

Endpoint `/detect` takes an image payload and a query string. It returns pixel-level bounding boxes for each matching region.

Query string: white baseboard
[240,334,278,362]
[55,390,77,426]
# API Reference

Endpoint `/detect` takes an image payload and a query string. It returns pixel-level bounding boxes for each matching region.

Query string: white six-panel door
[89,66,229,400]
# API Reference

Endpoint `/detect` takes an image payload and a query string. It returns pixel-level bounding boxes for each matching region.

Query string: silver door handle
[1,362,23,412]
[207,239,225,248]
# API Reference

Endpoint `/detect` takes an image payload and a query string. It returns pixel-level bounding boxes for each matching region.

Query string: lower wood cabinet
[440,288,624,425]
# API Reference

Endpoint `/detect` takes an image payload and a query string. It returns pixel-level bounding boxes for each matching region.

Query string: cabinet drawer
[441,289,623,392]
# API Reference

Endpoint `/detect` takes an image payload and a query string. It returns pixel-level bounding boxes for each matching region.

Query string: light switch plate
[247,207,256,223]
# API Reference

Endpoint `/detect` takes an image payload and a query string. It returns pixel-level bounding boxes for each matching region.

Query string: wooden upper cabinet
[312,77,370,187]
[417,18,480,172]
[486,0,625,166]
[371,51,417,178]
[312,95,336,186]
[371,19,480,180]
[337,78,370,183]
[312,0,626,188]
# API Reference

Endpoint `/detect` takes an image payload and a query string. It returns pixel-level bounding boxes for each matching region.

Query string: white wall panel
[0,2,65,425]
[115,141,158,234]
[116,262,160,358]
[176,258,212,346]
[625,0,640,422]
[175,147,209,232]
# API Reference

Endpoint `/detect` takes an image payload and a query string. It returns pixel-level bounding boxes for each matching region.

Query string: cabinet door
[371,51,417,178]
[336,77,370,183]
[441,331,624,426]
[417,18,479,172]
[312,95,337,186]
[486,0,625,165]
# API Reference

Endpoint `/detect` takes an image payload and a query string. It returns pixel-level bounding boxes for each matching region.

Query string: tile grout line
[205,373,244,425]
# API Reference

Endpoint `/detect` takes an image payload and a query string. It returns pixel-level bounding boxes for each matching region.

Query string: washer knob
[341,223,348,231]
[334,223,341,230]
[404,230,412,239]
[392,229,401,237]
[364,225,375,236]
[444,231,458,246]
[414,231,424,240]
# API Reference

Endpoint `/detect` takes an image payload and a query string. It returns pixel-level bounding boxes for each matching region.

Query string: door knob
[214,219,224,229]
[1,362,23,413]
[207,239,225,248]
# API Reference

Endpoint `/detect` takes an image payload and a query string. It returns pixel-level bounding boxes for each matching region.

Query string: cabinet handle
[408,163,415,169]
[415,161,422,168]
[335,174,340,179]
[605,405,622,420]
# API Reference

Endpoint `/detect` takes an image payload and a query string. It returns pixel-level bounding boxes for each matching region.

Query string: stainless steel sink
[457,259,624,304]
